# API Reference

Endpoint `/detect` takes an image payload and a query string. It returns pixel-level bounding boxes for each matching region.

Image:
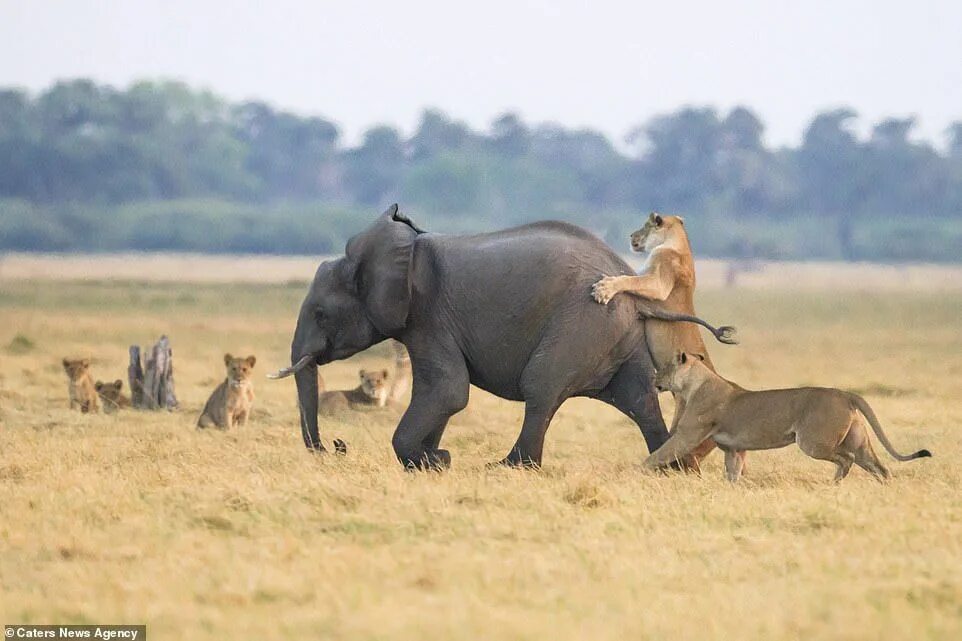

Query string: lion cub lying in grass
[649,353,931,482]
[197,354,256,429]
[318,368,391,414]
[62,358,99,413]
[95,379,130,413]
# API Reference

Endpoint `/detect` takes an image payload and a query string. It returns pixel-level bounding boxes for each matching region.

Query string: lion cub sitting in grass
[197,354,256,429]
[95,379,130,413]
[62,358,99,413]
[318,368,391,414]
[649,352,931,482]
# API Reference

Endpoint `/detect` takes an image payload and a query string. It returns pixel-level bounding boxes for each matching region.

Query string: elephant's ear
[346,204,424,335]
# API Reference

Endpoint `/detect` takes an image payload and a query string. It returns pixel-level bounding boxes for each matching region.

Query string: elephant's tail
[635,303,738,345]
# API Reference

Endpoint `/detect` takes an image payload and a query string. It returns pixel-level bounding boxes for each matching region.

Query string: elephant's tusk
[266,354,316,379]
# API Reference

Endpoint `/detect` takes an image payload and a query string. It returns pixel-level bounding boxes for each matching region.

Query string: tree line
[1,79,960,260]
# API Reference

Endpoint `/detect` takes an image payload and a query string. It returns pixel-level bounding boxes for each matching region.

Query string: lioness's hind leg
[854,443,890,481]
[842,421,890,482]
[832,453,854,483]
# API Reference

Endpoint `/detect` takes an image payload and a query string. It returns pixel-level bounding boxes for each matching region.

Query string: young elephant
[197,354,256,429]
[62,358,99,413]
[650,353,931,482]
[95,379,130,413]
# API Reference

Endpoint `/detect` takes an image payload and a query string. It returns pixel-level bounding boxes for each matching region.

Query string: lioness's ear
[95,381,103,391]
[246,356,256,367]
[80,358,90,368]
[654,214,663,227]
[63,358,70,369]
[382,368,389,378]
[359,369,367,378]
[115,379,123,388]
[224,353,233,365]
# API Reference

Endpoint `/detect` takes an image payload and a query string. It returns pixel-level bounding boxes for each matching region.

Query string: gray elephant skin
[273,204,733,470]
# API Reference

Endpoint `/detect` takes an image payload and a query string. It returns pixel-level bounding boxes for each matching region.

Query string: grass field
[1,277,961,640]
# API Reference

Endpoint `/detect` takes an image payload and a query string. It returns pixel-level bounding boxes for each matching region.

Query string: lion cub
[62,358,99,413]
[318,368,390,414]
[197,354,256,429]
[650,352,931,482]
[95,379,130,413]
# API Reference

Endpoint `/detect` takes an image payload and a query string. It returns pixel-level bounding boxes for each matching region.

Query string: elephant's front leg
[391,347,469,471]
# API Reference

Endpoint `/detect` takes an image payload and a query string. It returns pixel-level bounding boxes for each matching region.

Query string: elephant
[269,205,736,470]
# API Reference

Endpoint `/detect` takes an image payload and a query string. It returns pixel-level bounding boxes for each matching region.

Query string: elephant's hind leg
[499,399,562,468]
[599,357,670,456]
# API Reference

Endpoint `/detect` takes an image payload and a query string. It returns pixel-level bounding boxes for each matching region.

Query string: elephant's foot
[400,448,451,472]
[493,448,542,470]
[306,438,348,455]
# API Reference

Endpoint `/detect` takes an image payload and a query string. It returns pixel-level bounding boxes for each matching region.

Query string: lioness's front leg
[643,421,714,471]
[724,450,746,482]
[593,273,672,305]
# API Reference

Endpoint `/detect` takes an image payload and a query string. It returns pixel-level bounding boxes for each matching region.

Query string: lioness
[319,368,390,414]
[648,352,931,482]
[197,354,256,429]
[592,212,736,468]
[95,379,130,413]
[62,358,99,413]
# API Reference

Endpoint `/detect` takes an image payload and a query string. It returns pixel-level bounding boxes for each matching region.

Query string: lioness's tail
[635,302,738,345]
[849,393,932,461]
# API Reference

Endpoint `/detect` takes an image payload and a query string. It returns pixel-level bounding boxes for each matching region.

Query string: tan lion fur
[95,379,130,413]
[197,354,256,429]
[62,358,99,413]
[318,369,391,414]
[648,353,931,482]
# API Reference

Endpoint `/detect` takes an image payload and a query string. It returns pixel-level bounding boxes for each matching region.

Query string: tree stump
[128,335,179,410]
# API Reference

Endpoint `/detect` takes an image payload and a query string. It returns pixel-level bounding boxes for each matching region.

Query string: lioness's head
[630,212,686,253]
[224,354,256,383]
[655,352,706,393]
[359,368,390,399]
[62,358,91,381]
[95,379,124,401]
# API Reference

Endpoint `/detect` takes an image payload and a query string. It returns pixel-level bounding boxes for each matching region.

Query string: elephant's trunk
[294,359,322,451]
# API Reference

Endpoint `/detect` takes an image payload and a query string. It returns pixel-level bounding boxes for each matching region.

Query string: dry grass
[1,278,961,640]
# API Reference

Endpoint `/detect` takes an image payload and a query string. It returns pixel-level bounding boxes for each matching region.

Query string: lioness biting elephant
[270,205,736,469]
[648,352,931,482]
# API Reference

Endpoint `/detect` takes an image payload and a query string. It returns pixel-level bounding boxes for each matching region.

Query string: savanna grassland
[1,272,961,640]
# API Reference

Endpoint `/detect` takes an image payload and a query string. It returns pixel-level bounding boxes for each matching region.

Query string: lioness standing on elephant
[649,352,931,482]
[592,212,737,468]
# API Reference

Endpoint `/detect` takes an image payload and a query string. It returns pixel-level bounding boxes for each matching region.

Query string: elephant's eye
[314,308,326,323]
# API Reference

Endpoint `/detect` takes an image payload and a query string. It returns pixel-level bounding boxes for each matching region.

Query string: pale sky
[2,0,960,149]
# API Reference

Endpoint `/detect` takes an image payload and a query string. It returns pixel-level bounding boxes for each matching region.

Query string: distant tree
[408,109,474,160]
[234,101,340,200]
[489,112,529,157]
[626,107,724,212]
[342,125,405,205]
[796,108,867,258]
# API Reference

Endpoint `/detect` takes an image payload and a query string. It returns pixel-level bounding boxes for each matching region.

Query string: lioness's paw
[591,276,621,304]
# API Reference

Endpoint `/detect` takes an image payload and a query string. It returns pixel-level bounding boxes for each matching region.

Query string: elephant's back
[423,221,633,280]
[408,222,642,399]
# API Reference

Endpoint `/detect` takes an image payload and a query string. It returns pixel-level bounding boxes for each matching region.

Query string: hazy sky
[2,1,960,148]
